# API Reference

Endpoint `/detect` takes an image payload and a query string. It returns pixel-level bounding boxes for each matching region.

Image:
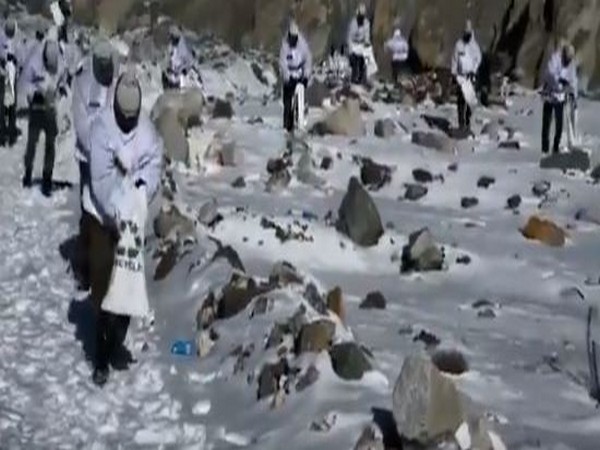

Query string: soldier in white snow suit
[21,39,66,196]
[541,43,577,154]
[0,17,24,146]
[162,26,195,90]
[347,3,371,85]
[87,71,162,386]
[385,23,409,84]
[279,21,312,132]
[71,39,116,290]
[451,20,482,130]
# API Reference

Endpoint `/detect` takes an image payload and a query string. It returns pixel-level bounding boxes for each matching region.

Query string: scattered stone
[506,194,521,210]
[540,148,590,172]
[477,176,495,189]
[575,206,600,226]
[448,163,459,172]
[231,176,246,188]
[413,329,440,347]
[197,199,220,226]
[478,308,497,319]
[217,274,265,319]
[422,114,452,135]
[295,320,336,354]
[412,130,454,152]
[154,244,179,281]
[196,329,215,358]
[336,177,384,247]
[267,157,289,174]
[401,228,444,273]
[431,349,469,375]
[296,150,325,188]
[303,283,328,315]
[472,299,494,309]
[353,424,385,450]
[326,287,345,322]
[217,139,242,167]
[374,118,396,138]
[250,296,271,317]
[532,180,551,197]
[296,364,320,392]
[456,254,471,265]
[404,183,428,201]
[521,215,567,247]
[481,121,500,140]
[311,98,365,137]
[360,158,392,191]
[412,168,434,183]
[359,291,387,310]
[307,79,330,108]
[461,197,479,209]
[154,204,195,239]
[591,164,600,182]
[257,358,289,400]
[266,169,292,192]
[269,261,303,287]
[320,156,333,170]
[329,342,372,380]
[310,412,338,432]
[266,323,289,349]
[212,242,245,272]
[155,109,189,163]
[392,354,465,445]
[498,140,520,150]
[197,292,217,331]
[212,98,234,119]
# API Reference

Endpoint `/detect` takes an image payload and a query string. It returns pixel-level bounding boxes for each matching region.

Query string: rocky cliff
[66,0,600,92]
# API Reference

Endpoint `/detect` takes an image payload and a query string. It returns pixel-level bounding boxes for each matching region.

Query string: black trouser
[456,76,475,130]
[24,106,57,181]
[391,60,408,84]
[542,101,564,154]
[349,53,366,85]
[77,161,91,288]
[161,70,180,90]
[283,77,307,132]
[85,211,131,371]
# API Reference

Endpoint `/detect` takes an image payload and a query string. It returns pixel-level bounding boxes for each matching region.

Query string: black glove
[182,68,188,76]
[135,179,146,188]
[559,78,569,87]
[58,86,68,98]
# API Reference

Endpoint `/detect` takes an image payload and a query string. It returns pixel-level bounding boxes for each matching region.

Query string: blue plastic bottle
[171,340,195,356]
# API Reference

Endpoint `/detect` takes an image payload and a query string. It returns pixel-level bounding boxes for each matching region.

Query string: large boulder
[336,177,384,247]
[360,158,392,191]
[154,110,189,163]
[401,228,444,272]
[329,342,372,381]
[392,354,466,445]
[374,118,396,138]
[154,204,195,239]
[540,148,591,172]
[412,131,454,152]
[521,216,567,247]
[312,99,365,137]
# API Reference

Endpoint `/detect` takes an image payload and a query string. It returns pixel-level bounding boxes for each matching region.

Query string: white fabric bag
[456,75,478,108]
[4,60,16,107]
[565,95,580,149]
[293,82,306,131]
[102,178,150,318]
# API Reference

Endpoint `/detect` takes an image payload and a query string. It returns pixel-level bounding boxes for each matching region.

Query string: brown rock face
[521,215,567,247]
[73,0,600,91]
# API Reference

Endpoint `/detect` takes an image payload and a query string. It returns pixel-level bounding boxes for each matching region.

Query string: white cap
[465,20,473,33]
[358,3,366,15]
[563,43,575,59]
[288,21,299,36]
[114,71,141,118]
[43,40,60,74]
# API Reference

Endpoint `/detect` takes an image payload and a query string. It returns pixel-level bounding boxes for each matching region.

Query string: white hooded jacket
[0,25,25,68]
[279,32,312,82]
[71,56,114,162]
[386,30,409,62]
[347,16,371,53]
[18,40,66,107]
[88,107,163,225]
[542,50,578,103]
[168,36,194,76]
[451,35,482,77]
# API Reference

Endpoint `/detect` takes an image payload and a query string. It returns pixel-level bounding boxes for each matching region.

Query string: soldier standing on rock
[347,3,371,85]
[540,42,577,155]
[87,71,162,386]
[279,21,312,132]
[71,39,116,290]
[451,20,481,131]
[162,25,195,90]
[385,20,409,85]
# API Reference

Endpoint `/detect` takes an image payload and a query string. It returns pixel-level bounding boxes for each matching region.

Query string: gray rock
[404,183,428,201]
[412,131,454,152]
[219,140,243,166]
[575,206,600,226]
[413,168,433,183]
[481,120,500,140]
[154,204,195,239]
[401,228,444,273]
[591,164,600,182]
[532,180,551,197]
[477,176,495,189]
[498,140,521,150]
[217,274,265,319]
[329,342,372,380]
[257,358,288,400]
[461,197,479,209]
[296,151,325,188]
[295,320,335,354]
[266,169,292,192]
[303,283,327,315]
[336,177,384,247]
[155,109,189,163]
[540,148,590,172]
[154,244,179,281]
[374,118,396,138]
[212,98,234,119]
[506,194,521,210]
[311,99,365,137]
[360,158,392,191]
[296,364,320,392]
[269,261,303,286]
[359,291,387,309]
[307,79,330,108]
[231,176,246,188]
[198,199,219,226]
[392,354,465,445]
[431,349,469,375]
[353,424,385,450]
[320,156,333,170]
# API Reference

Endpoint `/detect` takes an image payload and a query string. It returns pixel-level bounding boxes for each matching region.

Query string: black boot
[92,366,109,387]
[22,169,32,188]
[41,173,52,197]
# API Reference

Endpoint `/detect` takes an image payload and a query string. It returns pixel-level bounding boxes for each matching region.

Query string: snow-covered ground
[2,37,600,449]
